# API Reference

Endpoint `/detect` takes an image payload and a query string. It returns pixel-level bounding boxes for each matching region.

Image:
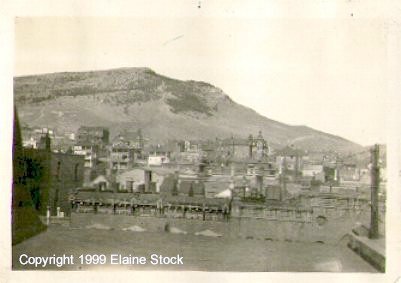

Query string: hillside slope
[14,67,363,154]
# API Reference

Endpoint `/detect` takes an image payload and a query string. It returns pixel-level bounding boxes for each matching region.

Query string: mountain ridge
[14,67,363,154]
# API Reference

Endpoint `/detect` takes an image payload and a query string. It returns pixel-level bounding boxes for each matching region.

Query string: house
[114,129,144,149]
[116,168,166,193]
[76,126,109,147]
[23,137,38,149]
[109,140,135,173]
[275,145,307,178]
[147,144,173,157]
[73,144,98,168]
[147,144,173,165]
[175,141,203,163]
[88,175,112,191]
[159,171,205,197]
[302,163,323,176]
[148,155,170,166]
[214,131,270,162]
[302,163,325,182]
[339,163,360,182]
[184,140,202,152]
[113,129,145,159]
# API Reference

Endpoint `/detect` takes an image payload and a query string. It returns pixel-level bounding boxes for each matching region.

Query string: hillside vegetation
[14,67,363,154]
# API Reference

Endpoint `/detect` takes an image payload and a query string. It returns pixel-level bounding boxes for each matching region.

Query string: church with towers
[248,130,269,161]
[215,130,270,163]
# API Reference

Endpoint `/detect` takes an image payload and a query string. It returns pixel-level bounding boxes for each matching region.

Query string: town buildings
[76,126,109,148]
[16,120,385,230]
[109,140,136,173]
[73,144,97,168]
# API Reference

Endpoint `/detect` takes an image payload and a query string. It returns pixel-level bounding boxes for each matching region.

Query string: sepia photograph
[2,1,400,282]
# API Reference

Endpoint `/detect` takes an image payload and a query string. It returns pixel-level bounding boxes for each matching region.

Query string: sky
[14,16,388,146]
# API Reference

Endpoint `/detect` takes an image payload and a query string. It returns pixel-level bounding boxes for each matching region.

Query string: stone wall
[70,210,370,245]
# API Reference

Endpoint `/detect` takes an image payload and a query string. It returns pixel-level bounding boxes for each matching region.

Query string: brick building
[15,126,85,217]
[215,131,270,163]
[76,126,110,147]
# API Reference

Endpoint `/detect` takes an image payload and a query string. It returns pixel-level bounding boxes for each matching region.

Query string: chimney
[144,169,152,192]
[369,144,380,239]
[83,168,91,186]
[256,175,263,194]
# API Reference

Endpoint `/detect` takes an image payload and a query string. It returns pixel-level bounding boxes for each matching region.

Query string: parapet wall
[70,211,370,245]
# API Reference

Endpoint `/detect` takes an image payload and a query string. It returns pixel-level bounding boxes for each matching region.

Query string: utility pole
[335,153,341,186]
[280,157,287,202]
[231,135,235,157]
[369,144,380,239]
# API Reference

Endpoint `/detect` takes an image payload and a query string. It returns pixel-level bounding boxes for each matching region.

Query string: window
[126,181,134,191]
[188,182,194,197]
[56,161,61,181]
